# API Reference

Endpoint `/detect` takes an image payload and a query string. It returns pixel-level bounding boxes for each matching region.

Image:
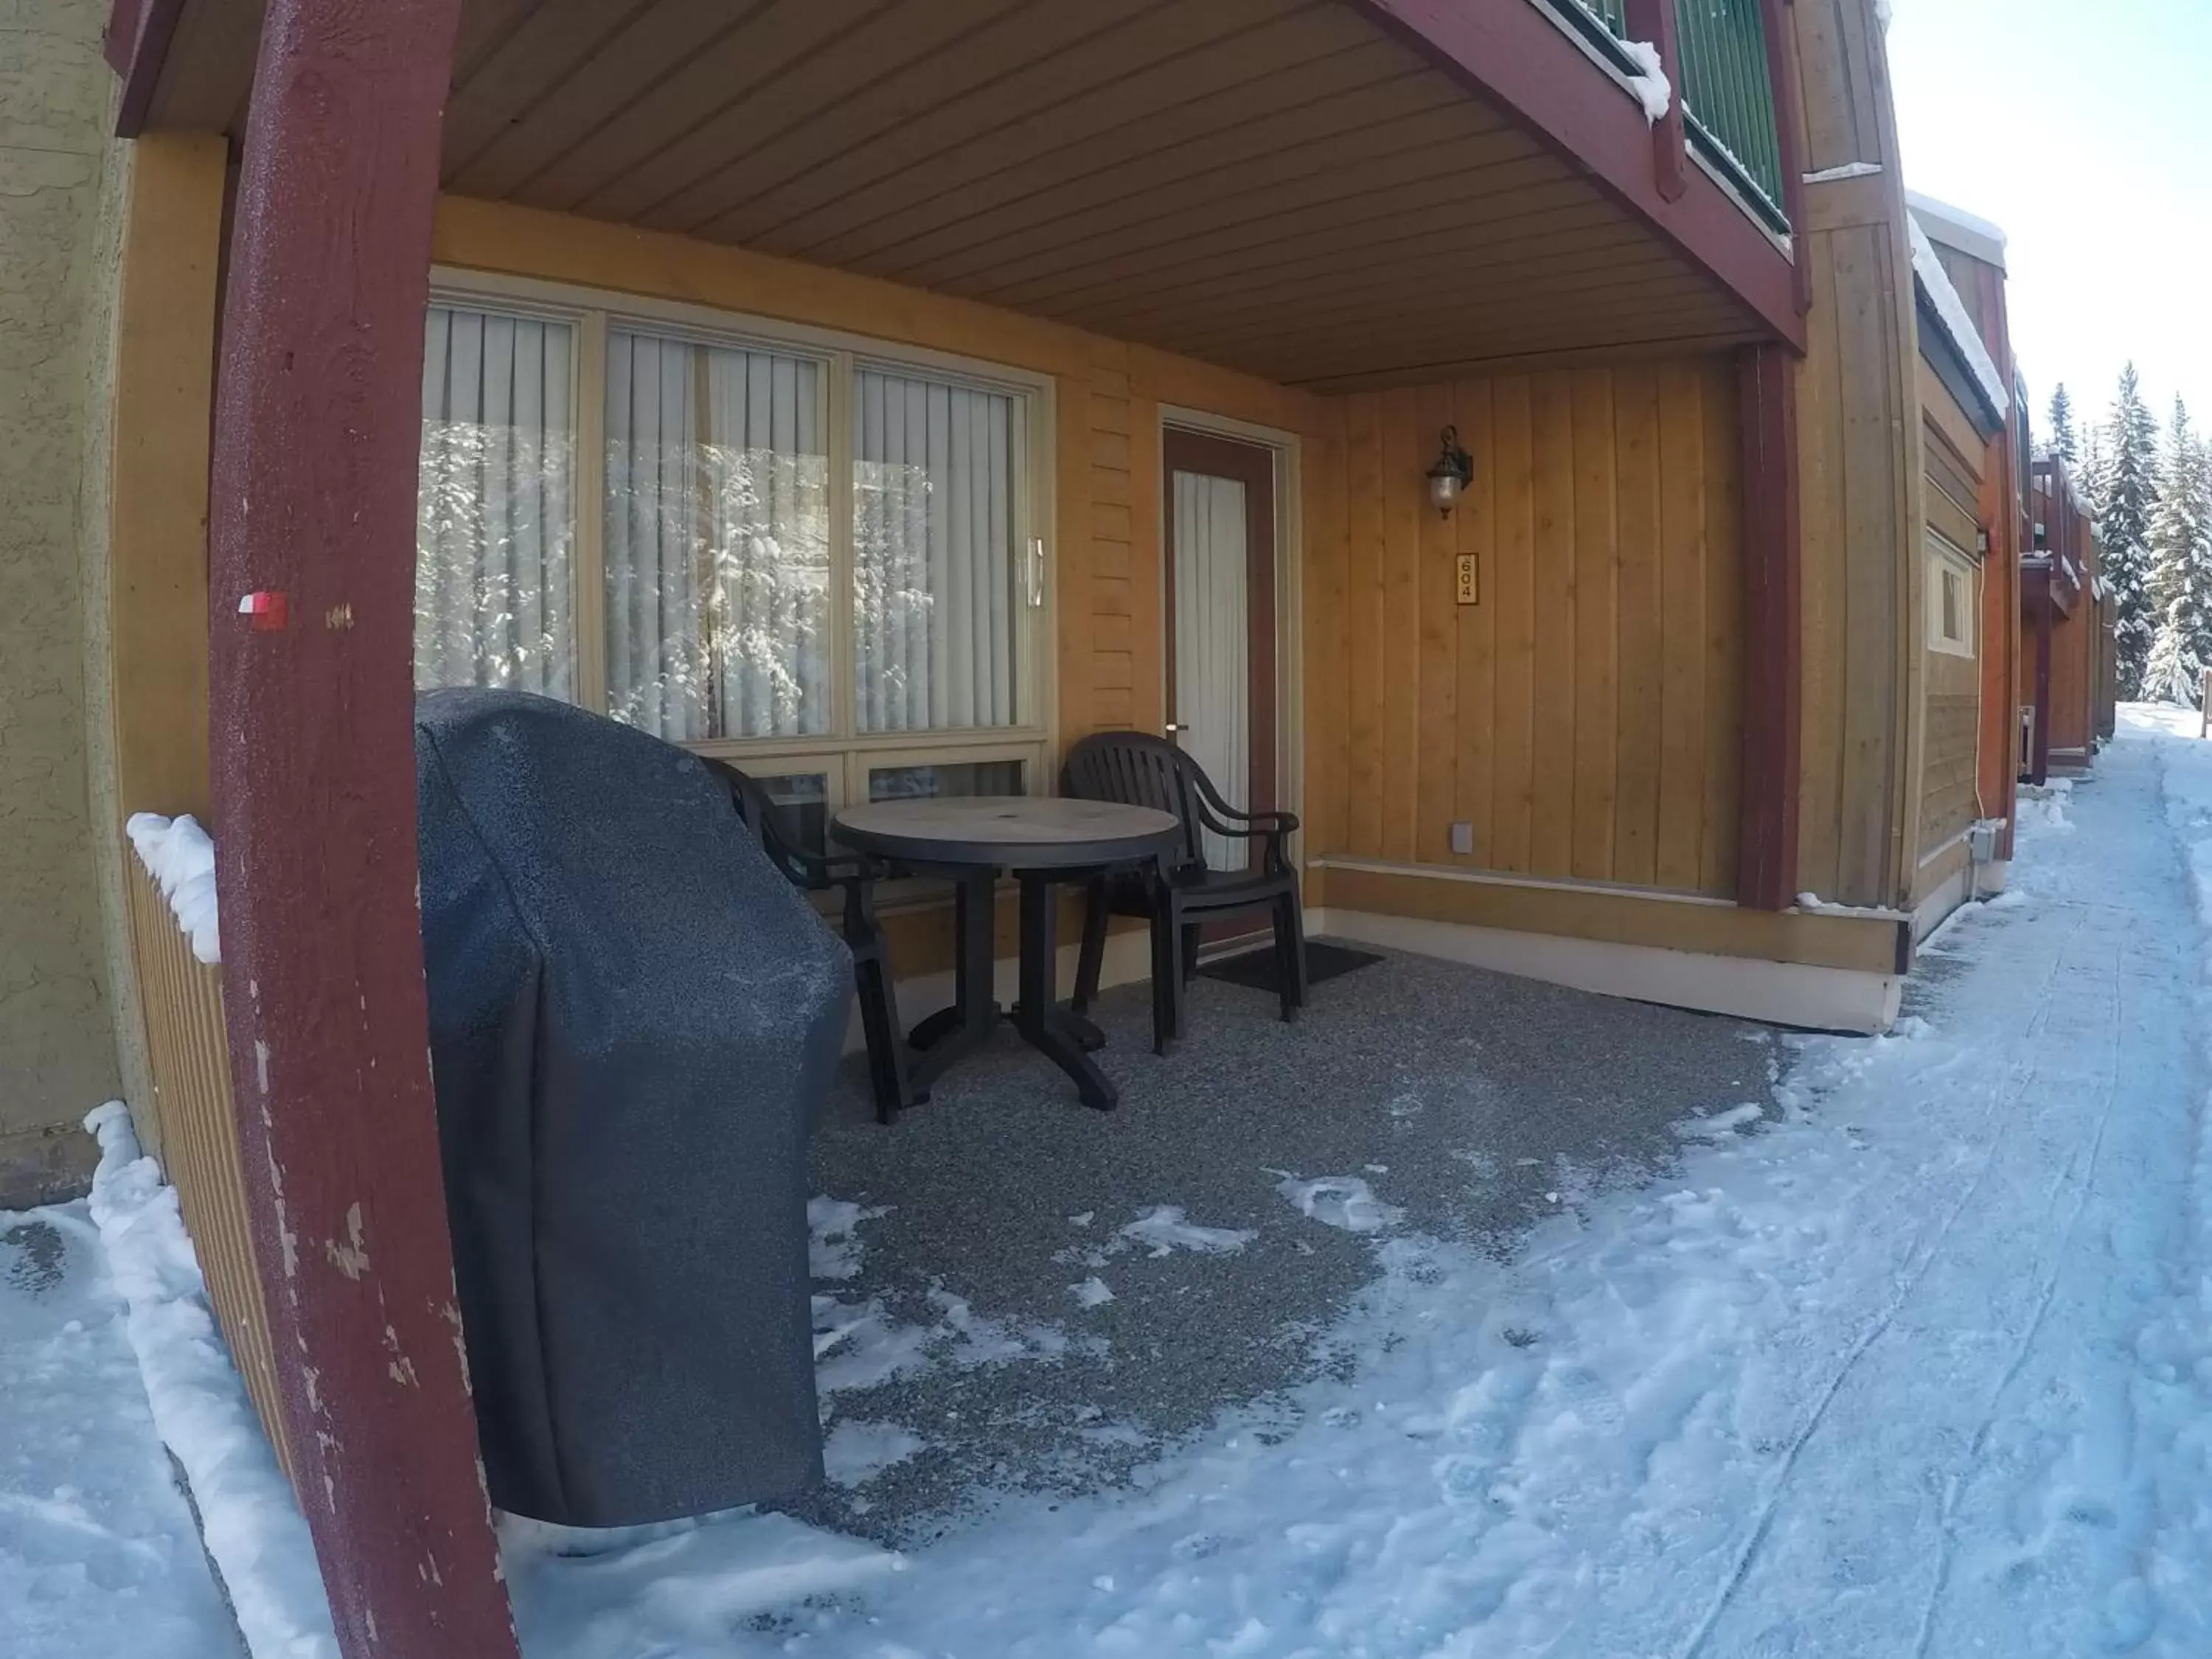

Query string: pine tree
[2140,399,2212,706]
[2046,383,2079,467]
[2090,364,2161,698]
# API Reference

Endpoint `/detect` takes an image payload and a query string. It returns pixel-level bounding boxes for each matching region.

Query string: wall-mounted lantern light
[1426,425,1474,518]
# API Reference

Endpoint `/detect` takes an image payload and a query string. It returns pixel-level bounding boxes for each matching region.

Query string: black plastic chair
[1062,731,1307,1043]
[700,759,917,1124]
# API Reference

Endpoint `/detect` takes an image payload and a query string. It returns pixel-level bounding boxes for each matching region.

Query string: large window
[414,285,1050,817]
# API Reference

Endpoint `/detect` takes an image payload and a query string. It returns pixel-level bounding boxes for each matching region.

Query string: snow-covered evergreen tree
[2090,364,2161,698]
[2046,383,2079,467]
[2140,398,2212,706]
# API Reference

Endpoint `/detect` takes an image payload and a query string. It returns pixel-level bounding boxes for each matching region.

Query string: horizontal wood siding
[1918,684,1978,858]
[1315,358,1741,895]
[124,860,298,1490]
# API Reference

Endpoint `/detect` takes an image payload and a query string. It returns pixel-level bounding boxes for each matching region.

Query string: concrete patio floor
[781,941,1785,1545]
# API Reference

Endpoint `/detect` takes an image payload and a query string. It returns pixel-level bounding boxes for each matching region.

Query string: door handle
[1024,537,1045,608]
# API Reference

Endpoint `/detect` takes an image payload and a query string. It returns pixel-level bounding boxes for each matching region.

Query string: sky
[1885,0,2212,441]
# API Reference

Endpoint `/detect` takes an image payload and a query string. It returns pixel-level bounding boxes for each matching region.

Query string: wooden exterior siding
[1909,345,1996,897]
[123,858,297,1485]
[1780,0,1922,909]
[1312,358,1742,895]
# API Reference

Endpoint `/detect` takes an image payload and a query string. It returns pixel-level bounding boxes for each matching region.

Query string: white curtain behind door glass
[1173,470,1250,873]
[415,306,577,696]
[604,330,830,742]
[853,369,1018,732]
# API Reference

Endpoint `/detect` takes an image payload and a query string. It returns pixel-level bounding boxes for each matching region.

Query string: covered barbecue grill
[413,688,849,1526]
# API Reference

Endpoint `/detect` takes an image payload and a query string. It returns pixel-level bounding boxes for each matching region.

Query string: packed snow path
[0,1203,240,1658]
[508,709,2212,1658]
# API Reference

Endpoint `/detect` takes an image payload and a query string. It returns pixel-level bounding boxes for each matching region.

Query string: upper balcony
[1552,0,1794,237]
[111,0,1805,387]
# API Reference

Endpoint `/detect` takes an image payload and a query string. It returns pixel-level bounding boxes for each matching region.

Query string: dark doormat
[1199,940,1383,994]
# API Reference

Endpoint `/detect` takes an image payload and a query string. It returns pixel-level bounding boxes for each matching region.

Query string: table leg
[1016,874,1117,1110]
[908,872,1001,1091]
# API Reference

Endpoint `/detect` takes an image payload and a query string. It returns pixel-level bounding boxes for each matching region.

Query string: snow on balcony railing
[1546,0,1790,234]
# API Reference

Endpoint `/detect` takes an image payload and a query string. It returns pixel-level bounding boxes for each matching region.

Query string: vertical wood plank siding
[1782,0,1921,908]
[1318,358,1742,893]
[123,858,297,1489]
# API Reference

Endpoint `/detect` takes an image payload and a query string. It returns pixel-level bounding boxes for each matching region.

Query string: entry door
[1164,428,1277,876]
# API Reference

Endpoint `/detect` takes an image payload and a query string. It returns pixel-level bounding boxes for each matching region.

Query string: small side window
[1927,537,1978,658]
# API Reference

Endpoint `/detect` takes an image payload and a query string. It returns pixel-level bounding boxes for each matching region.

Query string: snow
[2015,777,2076,835]
[1,1190,240,1658]
[1792,891,1907,919]
[124,813,220,965]
[820,1421,925,1489]
[1618,38,1672,125]
[1271,1172,1405,1234]
[1114,1205,1256,1259]
[810,1198,1082,1396]
[476,709,2211,1655]
[29,710,2212,1658]
[1906,189,2010,253]
[79,1102,337,1659]
[1908,214,2011,421]
[1068,1276,1115,1309]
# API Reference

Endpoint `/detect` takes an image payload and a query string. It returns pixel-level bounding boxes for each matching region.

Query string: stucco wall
[0,0,122,1203]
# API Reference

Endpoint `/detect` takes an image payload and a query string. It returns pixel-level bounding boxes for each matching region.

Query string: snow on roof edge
[1908,215,2009,426]
[1905,189,2008,271]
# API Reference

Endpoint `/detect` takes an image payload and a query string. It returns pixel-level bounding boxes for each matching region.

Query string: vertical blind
[415,303,1034,752]
[1172,470,1251,873]
[415,306,577,697]
[604,330,830,742]
[853,369,1020,733]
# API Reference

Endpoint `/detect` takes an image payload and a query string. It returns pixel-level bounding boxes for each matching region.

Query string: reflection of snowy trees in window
[605,336,827,742]
[415,308,577,696]
[417,314,1029,740]
[853,371,1019,733]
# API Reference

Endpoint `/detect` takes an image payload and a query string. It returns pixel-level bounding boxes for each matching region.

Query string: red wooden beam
[1761,0,1813,316]
[207,1,520,1655]
[1623,0,1688,204]
[1736,342,1802,910]
[103,0,184,136]
[1348,0,1804,352]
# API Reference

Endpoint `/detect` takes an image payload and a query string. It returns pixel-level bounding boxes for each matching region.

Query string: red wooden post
[1761,0,1813,316]
[1736,342,1802,910]
[1624,0,1688,204]
[207,1,520,1655]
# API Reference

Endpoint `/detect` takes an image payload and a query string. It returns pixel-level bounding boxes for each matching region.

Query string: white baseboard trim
[838,927,1155,1055]
[1307,906,1901,1034]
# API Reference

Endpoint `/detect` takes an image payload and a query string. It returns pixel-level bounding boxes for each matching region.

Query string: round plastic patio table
[830,796,1181,1110]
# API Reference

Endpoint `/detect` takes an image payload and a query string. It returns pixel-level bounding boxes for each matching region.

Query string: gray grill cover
[414,688,847,1526]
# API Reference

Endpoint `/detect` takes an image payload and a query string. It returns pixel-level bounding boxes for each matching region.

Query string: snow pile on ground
[125,813,221,965]
[2015,776,2075,834]
[80,1102,335,1659]
[1271,1172,1405,1234]
[1,1185,243,1657]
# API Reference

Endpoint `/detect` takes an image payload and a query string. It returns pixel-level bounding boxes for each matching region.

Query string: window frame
[423,268,1058,793]
[1925,531,1978,658]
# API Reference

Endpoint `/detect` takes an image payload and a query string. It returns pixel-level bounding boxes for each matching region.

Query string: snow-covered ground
[10,704,2212,1657]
